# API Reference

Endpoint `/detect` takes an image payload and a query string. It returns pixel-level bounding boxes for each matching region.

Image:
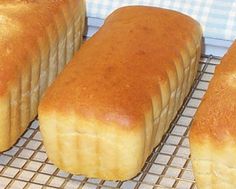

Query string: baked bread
[39,6,202,181]
[190,41,236,189]
[0,0,86,152]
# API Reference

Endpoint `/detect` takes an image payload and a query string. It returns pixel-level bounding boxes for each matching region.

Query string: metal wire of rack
[0,55,220,189]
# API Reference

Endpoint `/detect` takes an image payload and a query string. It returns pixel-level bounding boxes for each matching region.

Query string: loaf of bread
[39,6,202,181]
[190,41,236,189]
[0,0,85,152]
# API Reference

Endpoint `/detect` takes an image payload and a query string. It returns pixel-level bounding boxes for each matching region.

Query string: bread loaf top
[0,0,79,95]
[190,41,236,147]
[39,6,202,129]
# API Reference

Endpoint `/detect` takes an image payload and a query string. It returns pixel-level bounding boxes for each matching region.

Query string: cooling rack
[0,55,220,189]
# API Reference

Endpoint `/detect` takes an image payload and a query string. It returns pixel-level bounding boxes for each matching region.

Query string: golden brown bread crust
[189,41,236,189]
[0,0,86,151]
[0,0,84,94]
[40,6,201,125]
[39,6,202,180]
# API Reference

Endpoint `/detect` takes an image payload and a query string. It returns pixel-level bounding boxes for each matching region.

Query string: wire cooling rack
[0,55,220,189]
